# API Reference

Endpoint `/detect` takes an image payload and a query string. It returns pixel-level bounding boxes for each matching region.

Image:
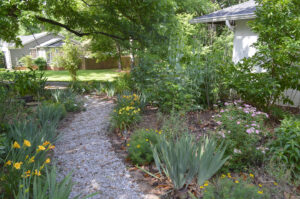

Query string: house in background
[190,0,257,64]
[0,32,65,69]
[190,0,300,107]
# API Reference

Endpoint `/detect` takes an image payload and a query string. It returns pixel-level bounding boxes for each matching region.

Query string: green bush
[12,70,47,97]
[202,177,270,199]
[19,55,33,69]
[127,129,160,165]
[69,81,95,94]
[269,117,300,178]
[111,94,142,131]
[213,101,269,171]
[34,57,47,71]
[51,89,84,112]
[53,39,82,81]
[152,134,227,192]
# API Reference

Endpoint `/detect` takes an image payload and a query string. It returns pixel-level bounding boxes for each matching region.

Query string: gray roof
[36,38,63,48]
[190,0,257,23]
[18,32,49,45]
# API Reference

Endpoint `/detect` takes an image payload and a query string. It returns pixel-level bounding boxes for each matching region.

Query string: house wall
[233,19,300,107]
[9,33,64,68]
[233,19,258,64]
[1,47,12,69]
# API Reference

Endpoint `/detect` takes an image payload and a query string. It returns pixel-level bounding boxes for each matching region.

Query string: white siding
[233,19,300,107]
[233,19,258,64]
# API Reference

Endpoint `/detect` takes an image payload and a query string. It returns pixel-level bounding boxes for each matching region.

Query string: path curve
[54,96,143,199]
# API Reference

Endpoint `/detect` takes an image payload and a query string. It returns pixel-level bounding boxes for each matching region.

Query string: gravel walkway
[54,96,143,199]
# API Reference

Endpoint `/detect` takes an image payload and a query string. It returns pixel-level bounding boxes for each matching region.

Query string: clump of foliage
[152,134,228,194]
[111,94,141,131]
[127,129,160,165]
[269,117,300,179]
[34,57,47,71]
[51,89,84,112]
[213,101,269,171]
[202,175,270,199]
[19,55,33,69]
[229,0,300,109]
[54,39,82,81]
[11,70,47,97]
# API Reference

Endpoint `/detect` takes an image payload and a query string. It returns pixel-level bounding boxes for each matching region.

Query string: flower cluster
[117,106,141,115]
[4,140,54,178]
[112,93,142,131]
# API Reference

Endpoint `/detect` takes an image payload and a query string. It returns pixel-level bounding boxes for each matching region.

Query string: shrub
[114,73,133,94]
[127,129,160,165]
[152,134,227,193]
[34,57,47,71]
[12,70,47,97]
[54,39,82,81]
[213,101,269,171]
[69,81,94,94]
[202,176,270,199]
[19,55,33,69]
[269,117,300,178]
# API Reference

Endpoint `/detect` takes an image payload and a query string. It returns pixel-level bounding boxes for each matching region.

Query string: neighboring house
[190,0,300,107]
[190,0,257,64]
[0,32,65,69]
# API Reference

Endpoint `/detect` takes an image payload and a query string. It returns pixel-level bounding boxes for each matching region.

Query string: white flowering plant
[212,100,269,171]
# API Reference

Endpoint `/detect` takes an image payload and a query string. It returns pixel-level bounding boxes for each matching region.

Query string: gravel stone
[54,96,143,199]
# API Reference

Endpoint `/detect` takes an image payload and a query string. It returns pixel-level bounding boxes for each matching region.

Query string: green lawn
[43,69,122,81]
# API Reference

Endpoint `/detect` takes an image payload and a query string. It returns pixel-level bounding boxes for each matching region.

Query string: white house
[190,0,300,107]
[0,32,65,69]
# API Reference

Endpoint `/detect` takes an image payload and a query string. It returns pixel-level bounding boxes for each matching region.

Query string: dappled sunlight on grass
[44,69,122,81]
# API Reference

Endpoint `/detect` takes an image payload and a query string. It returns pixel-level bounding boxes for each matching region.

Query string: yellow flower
[249,173,254,178]
[25,170,31,174]
[25,155,29,160]
[204,183,209,187]
[221,174,226,178]
[29,156,35,163]
[227,173,232,178]
[257,190,263,194]
[146,139,149,142]
[146,129,149,131]
[13,162,23,170]
[5,160,12,166]
[199,186,204,189]
[34,169,41,176]
[23,139,31,147]
[13,141,21,149]
[235,180,239,184]
[127,143,130,146]
[48,144,55,150]
[45,158,51,164]
[43,141,50,146]
[273,182,278,186]
[158,131,162,134]
[136,144,141,148]
[258,184,262,188]
[37,145,46,152]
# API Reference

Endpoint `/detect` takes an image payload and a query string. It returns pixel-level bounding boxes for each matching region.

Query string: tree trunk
[116,42,122,71]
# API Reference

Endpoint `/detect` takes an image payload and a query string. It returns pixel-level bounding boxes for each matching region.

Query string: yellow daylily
[23,139,31,147]
[5,160,12,166]
[45,158,51,164]
[13,162,23,170]
[13,141,21,149]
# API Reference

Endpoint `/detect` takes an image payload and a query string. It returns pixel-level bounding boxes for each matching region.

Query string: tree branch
[35,16,125,41]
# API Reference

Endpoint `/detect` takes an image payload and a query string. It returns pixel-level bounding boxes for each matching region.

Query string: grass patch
[0,69,123,82]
